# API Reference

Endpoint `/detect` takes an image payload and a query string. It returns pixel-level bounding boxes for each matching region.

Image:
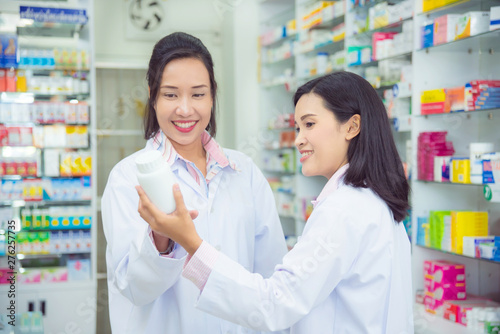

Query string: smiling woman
[101,32,288,334]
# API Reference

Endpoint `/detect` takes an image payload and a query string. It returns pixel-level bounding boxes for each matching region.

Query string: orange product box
[0,69,6,92]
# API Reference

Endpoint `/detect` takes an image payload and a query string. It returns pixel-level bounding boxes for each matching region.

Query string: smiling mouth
[300,151,313,162]
[172,121,197,128]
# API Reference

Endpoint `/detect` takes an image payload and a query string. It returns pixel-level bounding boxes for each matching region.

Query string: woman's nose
[176,97,192,116]
[294,131,304,148]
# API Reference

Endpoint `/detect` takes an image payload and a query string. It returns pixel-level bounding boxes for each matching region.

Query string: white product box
[491,6,500,31]
[455,12,490,39]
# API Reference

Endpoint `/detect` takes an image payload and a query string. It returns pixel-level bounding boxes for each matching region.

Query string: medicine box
[421,21,434,48]
[450,158,471,184]
[451,211,489,254]
[434,14,460,45]
[456,12,490,40]
[424,279,466,301]
[491,6,500,31]
[424,259,465,284]
[463,236,495,257]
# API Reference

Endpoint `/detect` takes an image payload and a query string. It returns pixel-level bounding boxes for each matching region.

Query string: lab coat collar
[311,163,349,208]
[148,130,238,173]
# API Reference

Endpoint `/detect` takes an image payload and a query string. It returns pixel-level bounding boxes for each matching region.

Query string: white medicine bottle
[135,150,177,213]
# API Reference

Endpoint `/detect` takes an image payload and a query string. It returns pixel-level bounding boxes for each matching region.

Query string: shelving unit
[259,0,500,332]
[258,0,413,244]
[0,1,96,332]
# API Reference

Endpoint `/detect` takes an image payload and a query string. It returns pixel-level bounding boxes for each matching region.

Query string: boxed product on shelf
[368,2,389,30]
[420,87,464,115]
[428,211,451,250]
[42,176,92,201]
[491,6,500,31]
[470,143,495,184]
[450,158,471,184]
[455,12,490,40]
[451,211,489,254]
[443,297,500,326]
[417,131,455,181]
[0,34,18,69]
[434,14,461,45]
[347,46,371,66]
[465,80,500,111]
[463,236,496,258]
[421,20,434,48]
[387,0,413,24]
[18,268,42,284]
[422,0,461,13]
[482,152,500,184]
[425,279,466,300]
[372,32,397,60]
[434,156,452,182]
[67,258,90,281]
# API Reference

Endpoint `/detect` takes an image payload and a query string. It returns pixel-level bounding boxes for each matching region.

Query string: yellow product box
[421,89,446,103]
[422,0,436,12]
[451,158,471,184]
[451,211,489,254]
[60,151,72,176]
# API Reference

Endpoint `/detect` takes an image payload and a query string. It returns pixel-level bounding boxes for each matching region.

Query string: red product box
[424,295,445,315]
[0,69,6,92]
[6,69,16,92]
[443,298,500,326]
[424,259,465,284]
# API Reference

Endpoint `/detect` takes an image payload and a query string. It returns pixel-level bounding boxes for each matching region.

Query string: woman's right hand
[136,184,202,255]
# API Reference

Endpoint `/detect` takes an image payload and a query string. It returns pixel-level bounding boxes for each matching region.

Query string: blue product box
[417,216,428,246]
[67,258,90,281]
[421,23,434,48]
[0,34,18,68]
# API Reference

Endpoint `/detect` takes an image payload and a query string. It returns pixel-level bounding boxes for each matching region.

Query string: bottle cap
[135,150,165,174]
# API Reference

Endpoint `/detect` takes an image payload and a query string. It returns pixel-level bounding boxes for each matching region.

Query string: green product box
[429,211,450,249]
[21,208,32,230]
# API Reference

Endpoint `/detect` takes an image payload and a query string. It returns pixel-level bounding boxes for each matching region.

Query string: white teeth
[302,151,312,157]
[173,121,196,128]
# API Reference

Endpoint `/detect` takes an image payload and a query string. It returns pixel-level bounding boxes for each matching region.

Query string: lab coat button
[215,245,221,251]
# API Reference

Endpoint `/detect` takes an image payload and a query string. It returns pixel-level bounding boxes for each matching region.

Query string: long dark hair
[293,71,410,222]
[144,32,217,140]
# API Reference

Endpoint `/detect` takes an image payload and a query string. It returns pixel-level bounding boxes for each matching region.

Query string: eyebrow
[300,113,316,121]
[160,85,209,89]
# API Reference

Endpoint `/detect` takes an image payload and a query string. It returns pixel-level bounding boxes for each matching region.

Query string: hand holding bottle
[136,184,202,255]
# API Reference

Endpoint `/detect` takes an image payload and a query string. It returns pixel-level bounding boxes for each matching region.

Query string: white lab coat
[101,140,288,334]
[191,179,414,333]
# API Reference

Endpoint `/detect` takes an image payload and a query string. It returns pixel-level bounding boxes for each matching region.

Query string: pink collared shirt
[183,164,351,289]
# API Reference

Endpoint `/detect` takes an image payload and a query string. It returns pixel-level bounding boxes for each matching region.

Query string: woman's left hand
[136,184,203,255]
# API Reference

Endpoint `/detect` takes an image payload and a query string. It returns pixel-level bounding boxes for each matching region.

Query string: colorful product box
[456,12,491,40]
[424,259,466,284]
[451,211,489,254]
[372,32,397,60]
[41,267,68,283]
[67,258,90,281]
[18,268,42,284]
[450,158,471,184]
[1,35,18,68]
[491,6,500,31]
[424,279,466,300]
[434,156,452,182]
[421,21,434,48]
[444,298,500,326]
[434,14,460,45]
[463,236,496,258]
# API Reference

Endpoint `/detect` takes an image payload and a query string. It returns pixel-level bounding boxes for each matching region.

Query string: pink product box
[0,268,13,284]
[41,267,68,283]
[372,32,397,60]
[444,298,500,326]
[424,259,466,284]
[18,269,42,284]
[424,295,445,315]
[424,279,467,300]
[434,14,460,45]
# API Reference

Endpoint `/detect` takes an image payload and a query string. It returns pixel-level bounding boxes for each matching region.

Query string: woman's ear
[346,114,361,140]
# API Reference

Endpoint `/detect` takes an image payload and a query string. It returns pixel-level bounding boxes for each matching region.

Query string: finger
[172,184,189,214]
[189,210,199,220]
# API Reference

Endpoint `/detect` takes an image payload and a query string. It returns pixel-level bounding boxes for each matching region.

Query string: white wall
[93,0,235,148]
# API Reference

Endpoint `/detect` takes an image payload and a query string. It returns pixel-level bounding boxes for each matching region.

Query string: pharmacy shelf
[16,252,91,260]
[350,16,413,40]
[17,23,87,38]
[416,180,489,187]
[95,60,148,70]
[309,15,345,30]
[348,51,412,69]
[350,0,408,12]
[0,280,96,293]
[416,245,500,265]
[416,107,500,117]
[0,92,90,102]
[261,32,298,48]
[264,146,295,151]
[262,56,295,66]
[16,67,90,72]
[418,0,498,17]
[414,304,475,334]
[417,29,500,53]
[0,200,91,207]
[297,39,344,56]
